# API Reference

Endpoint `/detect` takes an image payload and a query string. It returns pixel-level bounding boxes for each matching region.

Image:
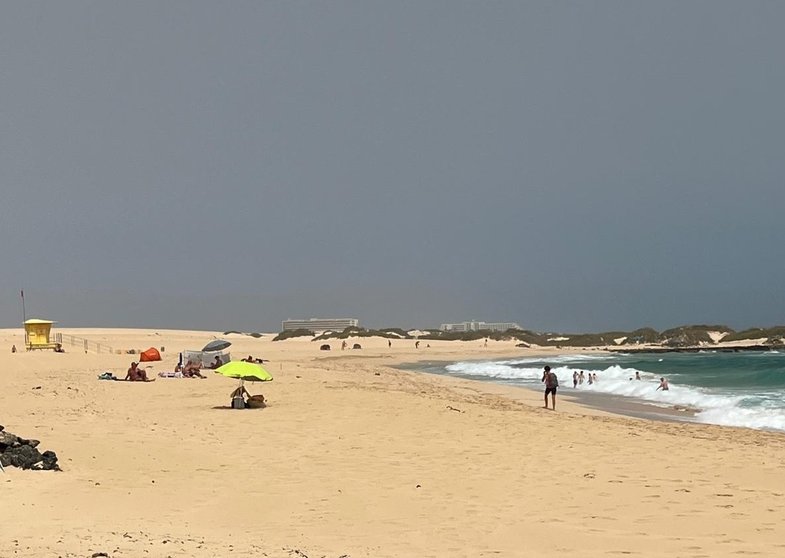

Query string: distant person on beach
[484,338,488,348]
[125,362,150,382]
[210,355,223,369]
[341,340,347,350]
[656,377,669,391]
[541,365,558,410]
[11,345,16,353]
[573,371,578,388]
[635,371,641,381]
[579,371,585,385]
[415,341,420,349]
[388,339,392,348]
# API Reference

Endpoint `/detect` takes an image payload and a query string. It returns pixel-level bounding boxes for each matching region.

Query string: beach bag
[547,371,559,388]
[231,396,246,409]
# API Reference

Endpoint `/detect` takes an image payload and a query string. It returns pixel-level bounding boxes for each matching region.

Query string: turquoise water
[432,351,785,431]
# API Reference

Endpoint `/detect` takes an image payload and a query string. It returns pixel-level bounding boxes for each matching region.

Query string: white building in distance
[440,321,522,333]
[282,318,359,333]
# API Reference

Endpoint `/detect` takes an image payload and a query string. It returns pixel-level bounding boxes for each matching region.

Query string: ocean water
[429,351,785,432]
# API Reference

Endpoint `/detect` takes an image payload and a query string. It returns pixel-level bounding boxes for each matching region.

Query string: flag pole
[21,289,27,347]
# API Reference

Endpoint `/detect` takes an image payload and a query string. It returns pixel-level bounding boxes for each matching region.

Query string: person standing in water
[573,371,578,388]
[656,377,669,391]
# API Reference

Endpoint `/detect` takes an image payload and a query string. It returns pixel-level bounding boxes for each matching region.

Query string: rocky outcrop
[0,424,60,471]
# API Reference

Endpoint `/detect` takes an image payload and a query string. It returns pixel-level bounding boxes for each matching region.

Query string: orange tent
[139,347,162,362]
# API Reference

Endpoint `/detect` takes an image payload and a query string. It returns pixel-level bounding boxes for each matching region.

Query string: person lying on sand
[125,362,153,382]
[241,355,268,364]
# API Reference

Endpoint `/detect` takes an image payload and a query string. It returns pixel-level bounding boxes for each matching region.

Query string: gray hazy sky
[2,1,784,333]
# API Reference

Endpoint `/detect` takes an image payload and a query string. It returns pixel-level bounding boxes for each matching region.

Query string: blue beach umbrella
[203,339,232,352]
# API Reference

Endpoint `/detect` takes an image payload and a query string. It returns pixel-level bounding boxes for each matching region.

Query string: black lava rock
[0,431,19,449]
[1,444,43,469]
[17,437,40,448]
[40,450,60,471]
[0,426,61,471]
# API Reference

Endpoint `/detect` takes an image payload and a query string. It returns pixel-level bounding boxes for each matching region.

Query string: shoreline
[399,359,700,427]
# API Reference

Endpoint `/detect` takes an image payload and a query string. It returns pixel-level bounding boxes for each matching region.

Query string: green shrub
[314,327,412,341]
[721,326,785,343]
[272,329,314,342]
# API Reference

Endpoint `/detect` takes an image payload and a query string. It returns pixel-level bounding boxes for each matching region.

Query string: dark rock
[1,444,43,469]
[320,344,330,351]
[40,450,60,471]
[0,431,19,448]
[0,428,60,471]
[0,424,4,431]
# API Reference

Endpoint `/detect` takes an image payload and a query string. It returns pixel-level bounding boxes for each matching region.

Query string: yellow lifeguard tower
[24,319,57,351]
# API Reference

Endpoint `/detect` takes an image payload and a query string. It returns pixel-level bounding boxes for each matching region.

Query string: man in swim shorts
[542,365,559,410]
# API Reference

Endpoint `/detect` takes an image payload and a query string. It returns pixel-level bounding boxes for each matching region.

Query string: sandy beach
[2,328,785,557]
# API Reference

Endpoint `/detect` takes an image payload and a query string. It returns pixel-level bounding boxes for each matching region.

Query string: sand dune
[2,328,784,557]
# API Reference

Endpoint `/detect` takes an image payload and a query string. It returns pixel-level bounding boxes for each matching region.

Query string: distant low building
[439,321,522,333]
[282,317,359,333]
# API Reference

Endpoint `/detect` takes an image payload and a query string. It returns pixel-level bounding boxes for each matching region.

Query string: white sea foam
[442,359,785,432]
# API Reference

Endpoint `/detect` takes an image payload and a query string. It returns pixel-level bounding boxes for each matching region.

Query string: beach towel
[98,372,117,381]
[158,371,184,378]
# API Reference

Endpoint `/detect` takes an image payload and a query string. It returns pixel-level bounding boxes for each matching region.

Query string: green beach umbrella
[215,360,273,382]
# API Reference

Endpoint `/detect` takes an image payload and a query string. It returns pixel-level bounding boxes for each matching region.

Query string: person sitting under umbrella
[230,384,266,408]
[231,383,249,406]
